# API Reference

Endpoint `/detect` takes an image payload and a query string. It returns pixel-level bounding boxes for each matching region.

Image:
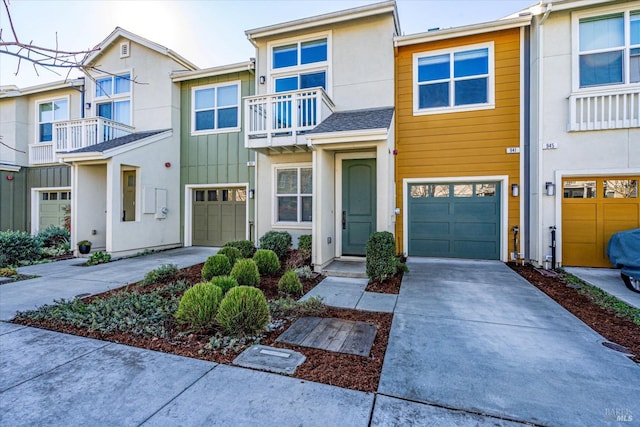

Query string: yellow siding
[395,28,522,254]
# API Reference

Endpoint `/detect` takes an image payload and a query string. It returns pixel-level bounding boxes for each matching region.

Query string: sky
[0,0,534,88]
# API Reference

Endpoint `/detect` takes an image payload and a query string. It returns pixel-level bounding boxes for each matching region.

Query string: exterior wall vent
[120,41,130,58]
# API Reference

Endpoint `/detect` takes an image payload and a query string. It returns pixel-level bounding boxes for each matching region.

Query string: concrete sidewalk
[0,246,218,320]
[378,258,640,427]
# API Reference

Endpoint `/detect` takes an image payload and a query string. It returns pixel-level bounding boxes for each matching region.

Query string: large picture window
[578,9,640,87]
[191,82,240,134]
[275,166,312,223]
[414,43,494,114]
[273,38,327,69]
[270,35,330,95]
[37,98,69,142]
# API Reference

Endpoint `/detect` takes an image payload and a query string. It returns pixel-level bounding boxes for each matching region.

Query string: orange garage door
[562,176,639,267]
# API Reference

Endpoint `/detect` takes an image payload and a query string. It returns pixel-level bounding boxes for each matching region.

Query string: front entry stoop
[322,260,366,278]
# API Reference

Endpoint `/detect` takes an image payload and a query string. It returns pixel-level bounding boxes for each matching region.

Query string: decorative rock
[232,345,306,375]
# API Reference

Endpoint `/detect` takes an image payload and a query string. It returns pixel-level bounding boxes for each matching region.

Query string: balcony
[29,117,134,165]
[245,88,335,153]
[569,86,640,131]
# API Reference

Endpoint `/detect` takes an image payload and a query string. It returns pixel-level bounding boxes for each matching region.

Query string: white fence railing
[29,117,134,164]
[569,87,640,131]
[245,87,334,149]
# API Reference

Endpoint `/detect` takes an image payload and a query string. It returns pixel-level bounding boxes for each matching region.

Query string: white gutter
[171,61,255,82]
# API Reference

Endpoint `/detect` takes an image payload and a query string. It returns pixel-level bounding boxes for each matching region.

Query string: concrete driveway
[377,258,640,426]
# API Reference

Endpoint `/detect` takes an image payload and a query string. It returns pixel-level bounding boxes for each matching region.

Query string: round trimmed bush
[175,282,223,329]
[217,246,242,267]
[216,286,270,336]
[253,249,280,276]
[278,270,303,297]
[202,254,231,281]
[230,258,260,287]
[210,276,238,295]
[224,240,255,259]
[258,231,292,259]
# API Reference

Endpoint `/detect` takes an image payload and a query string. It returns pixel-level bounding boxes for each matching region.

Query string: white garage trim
[30,186,71,235]
[403,175,510,261]
[183,183,249,247]
[553,167,640,267]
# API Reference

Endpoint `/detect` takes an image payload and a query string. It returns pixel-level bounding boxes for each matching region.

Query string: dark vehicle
[607,228,640,293]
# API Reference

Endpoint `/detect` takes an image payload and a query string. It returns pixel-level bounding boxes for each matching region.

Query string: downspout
[523,25,531,263]
[79,77,85,119]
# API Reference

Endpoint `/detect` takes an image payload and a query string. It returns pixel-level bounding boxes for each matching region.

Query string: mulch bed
[13,262,392,392]
[365,275,402,294]
[509,263,640,363]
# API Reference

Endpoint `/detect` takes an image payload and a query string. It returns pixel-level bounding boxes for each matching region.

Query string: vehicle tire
[621,273,640,293]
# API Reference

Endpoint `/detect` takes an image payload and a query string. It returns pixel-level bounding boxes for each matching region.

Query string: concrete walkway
[566,267,640,309]
[378,258,640,427]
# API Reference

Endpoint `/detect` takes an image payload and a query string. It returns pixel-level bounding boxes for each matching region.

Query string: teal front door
[342,159,376,256]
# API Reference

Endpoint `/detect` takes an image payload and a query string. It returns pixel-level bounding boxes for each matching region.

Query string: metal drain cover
[601,341,633,355]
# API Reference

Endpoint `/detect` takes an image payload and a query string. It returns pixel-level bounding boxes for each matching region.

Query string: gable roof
[69,130,169,154]
[308,107,394,135]
[83,27,198,71]
[245,0,400,42]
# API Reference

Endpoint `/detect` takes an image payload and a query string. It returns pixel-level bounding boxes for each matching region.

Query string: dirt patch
[365,275,402,294]
[510,263,640,363]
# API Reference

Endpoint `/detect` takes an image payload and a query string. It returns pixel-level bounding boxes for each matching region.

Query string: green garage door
[39,190,71,230]
[408,182,500,259]
[193,188,246,246]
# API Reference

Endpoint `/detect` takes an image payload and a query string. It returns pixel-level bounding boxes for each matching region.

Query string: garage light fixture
[511,183,519,197]
[545,182,555,196]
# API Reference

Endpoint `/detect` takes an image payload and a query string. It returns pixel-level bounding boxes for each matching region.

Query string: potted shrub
[77,240,92,255]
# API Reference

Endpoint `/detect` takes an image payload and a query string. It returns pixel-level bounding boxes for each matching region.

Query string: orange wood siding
[395,28,522,254]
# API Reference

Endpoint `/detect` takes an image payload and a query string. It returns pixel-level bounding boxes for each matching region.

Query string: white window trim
[571,4,640,92]
[30,186,72,235]
[267,31,332,96]
[92,69,133,125]
[412,41,495,116]
[190,80,242,136]
[272,163,313,228]
[35,95,71,144]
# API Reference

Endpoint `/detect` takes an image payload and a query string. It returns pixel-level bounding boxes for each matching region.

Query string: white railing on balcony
[29,117,134,164]
[245,87,335,150]
[569,87,640,131]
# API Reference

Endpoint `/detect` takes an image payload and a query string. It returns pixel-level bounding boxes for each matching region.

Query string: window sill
[191,127,241,136]
[271,223,312,230]
[413,103,495,116]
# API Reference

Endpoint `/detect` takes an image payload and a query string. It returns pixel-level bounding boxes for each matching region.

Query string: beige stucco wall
[73,163,107,250]
[529,3,640,265]
[0,97,28,166]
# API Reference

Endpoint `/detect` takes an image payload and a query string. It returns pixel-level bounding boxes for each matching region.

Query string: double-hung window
[191,82,240,134]
[414,42,494,114]
[275,166,312,224]
[37,98,69,143]
[95,73,131,125]
[271,37,329,93]
[578,9,640,88]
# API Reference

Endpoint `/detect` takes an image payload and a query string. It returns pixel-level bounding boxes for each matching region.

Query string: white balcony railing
[29,117,134,164]
[245,87,335,151]
[569,87,640,131]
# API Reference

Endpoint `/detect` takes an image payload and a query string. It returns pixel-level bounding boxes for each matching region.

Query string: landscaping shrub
[297,234,312,258]
[278,270,303,297]
[0,230,42,268]
[139,264,179,287]
[269,296,325,318]
[252,249,280,276]
[295,265,313,280]
[224,240,255,259]
[175,282,223,329]
[36,225,69,248]
[202,254,232,281]
[217,246,242,267]
[86,251,111,266]
[210,276,238,295]
[258,231,292,259]
[0,267,18,277]
[216,286,270,336]
[230,259,260,287]
[366,231,406,282]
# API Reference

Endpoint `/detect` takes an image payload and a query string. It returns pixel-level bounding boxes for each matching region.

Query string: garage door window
[603,179,638,198]
[411,183,495,198]
[564,180,597,198]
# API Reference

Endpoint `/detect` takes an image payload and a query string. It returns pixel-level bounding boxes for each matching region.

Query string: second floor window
[273,39,327,69]
[415,44,493,113]
[192,82,240,134]
[271,37,329,94]
[578,10,640,88]
[38,99,69,142]
[96,73,131,125]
